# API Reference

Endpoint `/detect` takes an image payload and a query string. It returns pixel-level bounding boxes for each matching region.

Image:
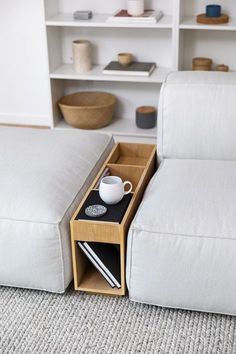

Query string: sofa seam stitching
[0,281,65,293]
[128,297,235,317]
[130,227,236,242]
[56,223,66,291]
[128,227,135,294]
[0,217,58,225]
[166,82,236,86]
[161,83,165,159]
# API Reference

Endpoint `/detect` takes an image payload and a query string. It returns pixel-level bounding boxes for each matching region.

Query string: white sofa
[126,71,236,315]
[0,128,113,293]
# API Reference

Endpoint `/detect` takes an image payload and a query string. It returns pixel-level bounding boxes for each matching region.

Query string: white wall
[0,0,52,126]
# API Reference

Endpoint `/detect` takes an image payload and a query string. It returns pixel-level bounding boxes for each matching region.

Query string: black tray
[75,190,132,224]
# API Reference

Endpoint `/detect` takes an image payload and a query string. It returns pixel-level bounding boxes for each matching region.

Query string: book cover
[103,61,157,77]
[83,242,121,288]
[77,242,115,288]
[107,9,163,23]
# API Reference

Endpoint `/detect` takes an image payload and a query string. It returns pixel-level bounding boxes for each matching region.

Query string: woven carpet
[1,285,236,354]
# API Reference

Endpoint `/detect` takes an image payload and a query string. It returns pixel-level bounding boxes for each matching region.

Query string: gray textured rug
[0,286,236,354]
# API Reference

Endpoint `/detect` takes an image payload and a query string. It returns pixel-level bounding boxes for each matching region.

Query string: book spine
[103,70,150,77]
[77,242,115,288]
[84,242,121,288]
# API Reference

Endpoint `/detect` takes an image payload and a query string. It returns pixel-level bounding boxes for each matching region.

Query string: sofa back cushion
[157,71,236,160]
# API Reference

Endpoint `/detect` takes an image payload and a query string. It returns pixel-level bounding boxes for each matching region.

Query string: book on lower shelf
[103,61,156,77]
[78,242,121,289]
[106,9,163,23]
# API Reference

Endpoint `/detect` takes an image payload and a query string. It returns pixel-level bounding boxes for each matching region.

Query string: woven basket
[58,92,116,129]
[192,57,212,71]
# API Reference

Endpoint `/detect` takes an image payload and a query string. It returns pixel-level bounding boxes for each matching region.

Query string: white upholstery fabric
[158,71,236,160]
[0,128,114,293]
[127,159,236,315]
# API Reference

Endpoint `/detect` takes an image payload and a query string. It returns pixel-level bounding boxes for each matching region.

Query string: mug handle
[123,181,132,195]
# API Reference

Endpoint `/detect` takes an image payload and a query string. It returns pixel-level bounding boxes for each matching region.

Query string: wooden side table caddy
[70,142,156,296]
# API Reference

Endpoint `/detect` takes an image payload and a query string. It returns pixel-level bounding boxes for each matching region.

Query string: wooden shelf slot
[106,164,145,192]
[107,142,155,166]
[72,220,120,244]
[75,243,124,296]
[78,265,124,295]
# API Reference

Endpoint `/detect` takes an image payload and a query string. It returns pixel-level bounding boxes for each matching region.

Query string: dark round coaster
[85,204,107,218]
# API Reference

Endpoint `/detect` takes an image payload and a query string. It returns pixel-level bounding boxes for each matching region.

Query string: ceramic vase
[127,0,144,16]
[72,40,92,73]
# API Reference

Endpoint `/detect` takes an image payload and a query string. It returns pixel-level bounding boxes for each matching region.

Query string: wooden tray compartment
[108,143,155,166]
[105,164,144,192]
[72,220,121,244]
[74,242,123,296]
[92,165,144,192]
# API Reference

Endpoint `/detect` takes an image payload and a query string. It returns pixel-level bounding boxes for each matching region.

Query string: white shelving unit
[46,13,173,29]
[50,64,170,83]
[178,0,236,71]
[43,0,236,142]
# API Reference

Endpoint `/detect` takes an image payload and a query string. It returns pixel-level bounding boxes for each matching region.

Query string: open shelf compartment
[92,164,144,193]
[107,142,155,166]
[74,242,124,296]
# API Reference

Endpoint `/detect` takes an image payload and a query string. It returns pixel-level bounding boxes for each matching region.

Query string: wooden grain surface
[196,13,229,25]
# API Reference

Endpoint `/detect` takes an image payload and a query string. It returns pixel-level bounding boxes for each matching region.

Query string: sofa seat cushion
[0,128,114,292]
[126,158,236,315]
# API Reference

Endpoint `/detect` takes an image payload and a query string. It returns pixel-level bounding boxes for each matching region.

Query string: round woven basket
[58,92,116,129]
[192,57,212,67]
[192,57,212,71]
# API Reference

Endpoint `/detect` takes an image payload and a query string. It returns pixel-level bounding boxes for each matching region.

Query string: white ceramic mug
[127,0,144,16]
[99,176,132,205]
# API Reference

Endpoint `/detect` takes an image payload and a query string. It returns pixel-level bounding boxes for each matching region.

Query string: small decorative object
[73,10,93,20]
[136,106,157,129]
[206,5,221,17]
[106,9,163,24]
[99,176,132,205]
[118,53,134,66]
[103,61,156,77]
[196,4,229,25]
[85,205,107,218]
[216,64,229,72]
[127,0,144,16]
[72,40,92,73]
[197,13,229,24]
[58,91,116,129]
[192,57,212,71]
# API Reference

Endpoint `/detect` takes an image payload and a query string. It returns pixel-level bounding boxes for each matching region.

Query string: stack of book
[78,242,121,288]
[106,9,163,24]
[103,61,156,77]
